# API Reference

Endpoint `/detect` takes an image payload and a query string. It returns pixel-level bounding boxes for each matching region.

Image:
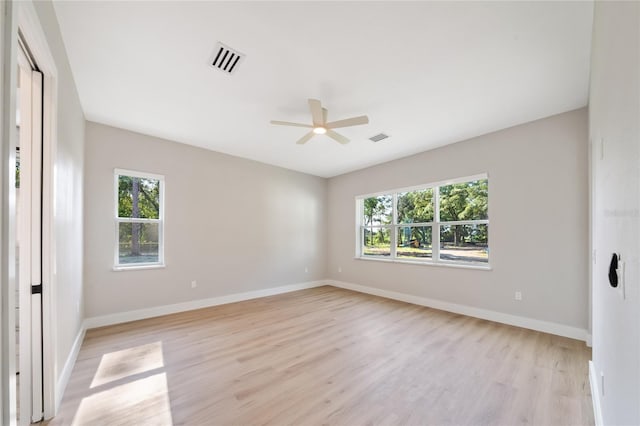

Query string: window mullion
[433,186,440,262]
[439,219,489,226]
[116,217,161,223]
[116,217,161,224]
[391,193,397,259]
[404,221,434,227]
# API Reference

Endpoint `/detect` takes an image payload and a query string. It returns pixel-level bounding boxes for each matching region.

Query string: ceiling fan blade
[322,108,328,125]
[308,99,324,126]
[326,115,369,129]
[326,129,350,145]
[296,131,315,145]
[270,120,312,128]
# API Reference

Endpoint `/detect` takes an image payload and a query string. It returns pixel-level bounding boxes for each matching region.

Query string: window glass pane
[439,179,488,221]
[362,195,393,226]
[397,189,434,223]
[363,227,391,256]
[397,226,432,259]
[118,175,160,219]
[440,224,488,263]
[118,222,160,264]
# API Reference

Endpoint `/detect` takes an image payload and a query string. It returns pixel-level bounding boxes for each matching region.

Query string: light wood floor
[48,286,593,425]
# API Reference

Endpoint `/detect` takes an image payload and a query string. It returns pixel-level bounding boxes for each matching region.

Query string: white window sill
[113,263,166,272]
[354,256,492,271]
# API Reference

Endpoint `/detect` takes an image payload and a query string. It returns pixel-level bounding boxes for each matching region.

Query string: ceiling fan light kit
[271,99,369,145]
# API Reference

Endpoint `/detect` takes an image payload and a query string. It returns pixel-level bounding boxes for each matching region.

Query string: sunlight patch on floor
[72,372,173,425]
[90,341,164,388]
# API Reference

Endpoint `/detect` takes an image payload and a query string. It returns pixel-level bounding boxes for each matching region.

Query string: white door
[17,40,44,425]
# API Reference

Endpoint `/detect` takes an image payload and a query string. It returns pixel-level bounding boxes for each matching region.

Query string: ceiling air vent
[210,42,244,75]
[369,133,389,142]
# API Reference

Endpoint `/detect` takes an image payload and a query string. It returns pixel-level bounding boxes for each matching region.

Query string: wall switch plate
[515,291,522,301]
[191,280,197,288]
[338,266,342,273]
[305,267,308,273]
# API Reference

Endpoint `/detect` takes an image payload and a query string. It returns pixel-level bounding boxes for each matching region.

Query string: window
[114,169,164,269]
[357,175,489,266]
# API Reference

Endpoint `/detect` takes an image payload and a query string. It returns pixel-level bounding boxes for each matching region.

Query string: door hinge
[31,284,42,294]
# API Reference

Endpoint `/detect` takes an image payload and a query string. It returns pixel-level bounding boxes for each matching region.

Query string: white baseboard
[589,360,603,426]
[328,280,589,342]
[81,279,589,342]
[56,323,86,413]
[586,333,593,347]
[84,280,327,329]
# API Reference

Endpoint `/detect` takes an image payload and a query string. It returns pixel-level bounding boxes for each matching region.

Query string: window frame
[356,173,489,268]
[113,168,165,270]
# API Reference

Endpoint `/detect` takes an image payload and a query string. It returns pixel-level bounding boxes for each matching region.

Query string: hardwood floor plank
[47,286,594,425]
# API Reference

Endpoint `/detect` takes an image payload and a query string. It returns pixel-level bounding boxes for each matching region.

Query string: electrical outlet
[191,280,197,289]
[514,291,522,301]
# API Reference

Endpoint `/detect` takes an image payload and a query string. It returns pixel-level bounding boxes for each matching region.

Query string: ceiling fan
[270,99,369,145]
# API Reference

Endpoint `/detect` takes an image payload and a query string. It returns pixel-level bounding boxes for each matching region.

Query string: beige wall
[84,122,327,318]
[589,1,640,424]
[327,108,589,330]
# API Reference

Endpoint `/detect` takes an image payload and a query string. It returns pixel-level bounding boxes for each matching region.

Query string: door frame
[1,0,59,422]
[0,1,19,423]
[17,1,58,420]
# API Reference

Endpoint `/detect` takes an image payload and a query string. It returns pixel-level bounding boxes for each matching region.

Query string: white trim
[55,324,85,414]
[589,361,603,426]
[328,280,589,342]
[354,256,492,270]
[17,3,57,77]
[585,333,592,348]
[0,1,58,424]
[356,175,489,267]
[114,168,165,182]
[84,280,327,329]
[355,172,489,200]
[433,186,440,260]
[17,43,35,426]
[37,40,58,426]
[112,263,166,272]
[116,217,161,224]
[437,219,489,226]
[0,2,19,424]
[354,198,361,257]
[114,169,165,268]
[12,1,60,421]
[390,193,397,258]
[0,0,4,419]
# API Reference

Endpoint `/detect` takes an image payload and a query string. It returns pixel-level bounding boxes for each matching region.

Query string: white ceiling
[53,1,594,178]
